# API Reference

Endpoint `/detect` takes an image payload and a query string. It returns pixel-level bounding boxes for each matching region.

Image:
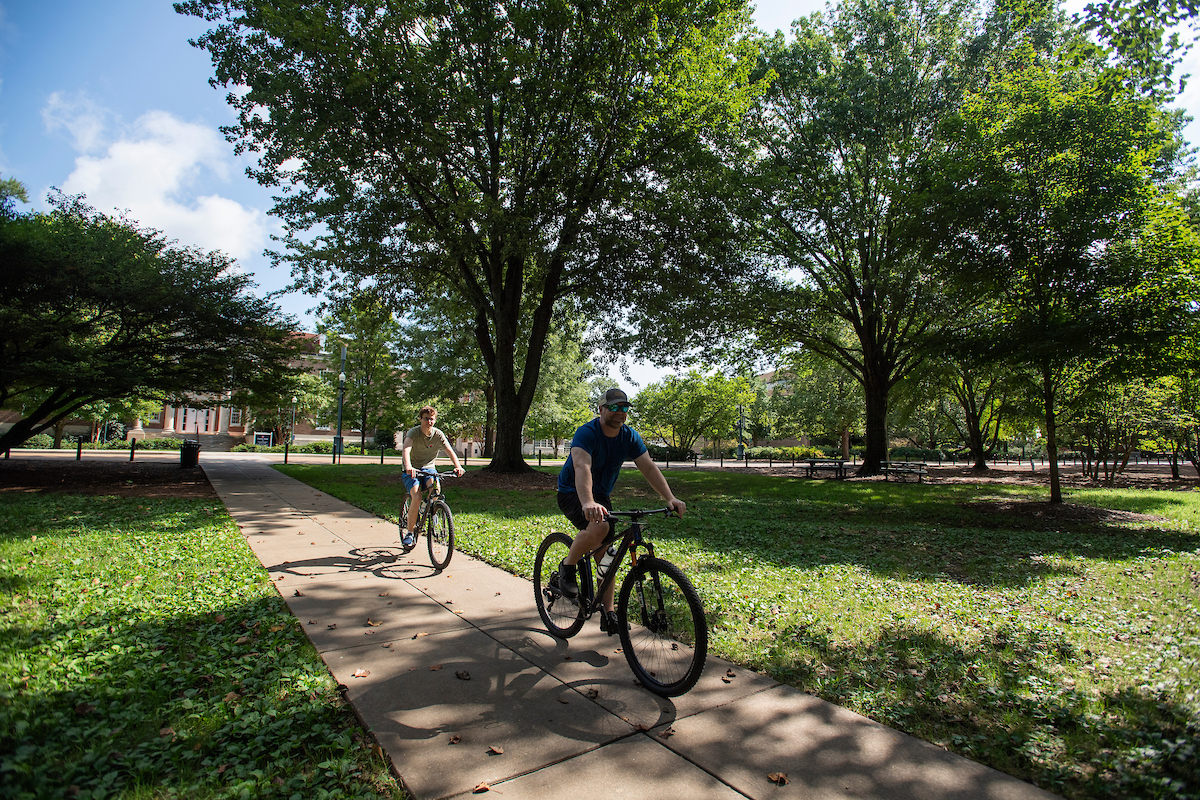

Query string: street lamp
[333,345,347,464]
[285,395,297,464]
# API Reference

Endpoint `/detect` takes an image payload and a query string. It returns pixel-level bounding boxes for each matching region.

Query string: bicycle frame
[576,508,670,619]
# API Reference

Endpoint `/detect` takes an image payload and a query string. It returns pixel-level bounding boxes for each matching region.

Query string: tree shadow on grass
[0,594,392,800]
[747,619,1199,800]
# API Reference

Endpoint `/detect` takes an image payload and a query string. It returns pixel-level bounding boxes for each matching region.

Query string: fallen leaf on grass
[352,669,370,678]
[74,703,96,716]
[488,745,504,755]
[269,624,285,632]
[213,614,226,623]
[768,772,789,786]
[217,764,229,774]
[160,727,175,738]
[224,692,240,703]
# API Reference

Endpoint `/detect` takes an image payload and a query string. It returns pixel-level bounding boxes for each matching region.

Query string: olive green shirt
[404,425,452,469]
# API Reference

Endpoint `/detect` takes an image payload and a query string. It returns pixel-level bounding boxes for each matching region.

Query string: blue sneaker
[401,530,415,548]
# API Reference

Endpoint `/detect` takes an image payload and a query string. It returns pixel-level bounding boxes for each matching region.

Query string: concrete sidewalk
[202,453,1058,800]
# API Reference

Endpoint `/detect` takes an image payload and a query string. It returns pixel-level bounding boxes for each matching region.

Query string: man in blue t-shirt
[555,388,686,634]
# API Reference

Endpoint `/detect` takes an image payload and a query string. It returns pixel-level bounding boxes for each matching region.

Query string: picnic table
[882,460,928,482]
[804,458,848,479]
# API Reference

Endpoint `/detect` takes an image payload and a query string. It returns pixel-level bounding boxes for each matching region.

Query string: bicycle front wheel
[399,496,417,553]
[427,500,454,570]
[618,557,707,697]
[533,532,587,638]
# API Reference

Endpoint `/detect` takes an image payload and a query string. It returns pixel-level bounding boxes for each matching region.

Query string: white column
[162,404,175,433]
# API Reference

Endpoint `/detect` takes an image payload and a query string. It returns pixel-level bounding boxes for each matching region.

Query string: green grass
[0,493,405,800]
[277,463,1200,800]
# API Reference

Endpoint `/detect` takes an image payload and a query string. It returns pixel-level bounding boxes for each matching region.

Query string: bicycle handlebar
[604,507,677,521]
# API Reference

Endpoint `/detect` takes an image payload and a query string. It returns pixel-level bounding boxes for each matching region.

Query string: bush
[646,444,695,462]
[889,446,946,462]
[19,433,54,449]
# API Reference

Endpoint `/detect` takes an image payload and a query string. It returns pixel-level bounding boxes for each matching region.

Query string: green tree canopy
[632,370,753,455]
[745,0,979,474]
[0,192,299,452]
[179,0,768,472]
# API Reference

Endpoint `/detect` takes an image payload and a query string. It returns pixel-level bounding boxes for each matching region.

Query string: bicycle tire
[617,557,707,697]
[399,496,417,553]
[427,500,454,570]
[533,532,588,638]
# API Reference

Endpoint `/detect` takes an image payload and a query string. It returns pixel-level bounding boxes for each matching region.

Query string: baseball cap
[599,388,631,407]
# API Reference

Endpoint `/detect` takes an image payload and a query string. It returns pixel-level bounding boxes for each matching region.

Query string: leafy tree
[632,371,753,455]
[934,42,1199,501]
[525,330,603,458]
[0,192,299,453]
[238,371,333,448]
[318,294,403,450]
[0,174,29,218]
[746,0,978,474]
[179,0,767,472]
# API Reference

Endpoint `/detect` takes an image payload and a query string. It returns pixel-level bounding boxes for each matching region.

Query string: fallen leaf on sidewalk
[327,624,337,630]
[488,745,504,755]
[430,664,443,671]
[365,619,382,627]
[412,632,429,639]
[557,697,569,704]
[352,669,370,678]
[308,620,316,625]
[293,590,304,597]
[584,688,599,699]
[379,592,389,596]
[381,642,393,648]
[473,782,490,793]
[456,670,471,680]
[448,735,461,745]
[658,727,675,739]
[768,772,789,786]
[722,676,732,684]
[726,669,736,678]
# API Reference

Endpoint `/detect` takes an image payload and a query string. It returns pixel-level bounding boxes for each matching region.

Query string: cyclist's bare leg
[405,483,422,532]
[565,519,614,610]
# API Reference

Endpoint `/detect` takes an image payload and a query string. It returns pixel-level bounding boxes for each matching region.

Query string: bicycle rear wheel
[617,557,707,697]
[427,500,454,570]
[533,532,588,638]
[399,496,417,553]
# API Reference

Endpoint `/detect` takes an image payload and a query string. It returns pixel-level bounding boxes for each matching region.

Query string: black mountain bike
[399,470,456,570]
[533,508,708,697]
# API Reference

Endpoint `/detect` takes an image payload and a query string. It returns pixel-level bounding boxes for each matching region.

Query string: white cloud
[54,106,268,261]
[42,91,110,153]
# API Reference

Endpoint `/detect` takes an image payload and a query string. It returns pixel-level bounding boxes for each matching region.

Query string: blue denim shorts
[402,467,439,492]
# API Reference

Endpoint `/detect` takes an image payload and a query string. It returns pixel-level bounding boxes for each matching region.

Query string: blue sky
[1,0,1196,386]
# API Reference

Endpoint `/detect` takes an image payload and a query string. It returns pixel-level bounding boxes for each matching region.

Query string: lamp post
[334,345,347,464]
[285,395,297,464]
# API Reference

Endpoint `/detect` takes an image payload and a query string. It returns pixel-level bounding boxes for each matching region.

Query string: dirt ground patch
[453,468,558,492]
[0,459,216,499]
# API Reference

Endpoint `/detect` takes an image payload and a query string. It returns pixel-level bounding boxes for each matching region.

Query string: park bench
[882,460,928,483]
[804,458,848,478]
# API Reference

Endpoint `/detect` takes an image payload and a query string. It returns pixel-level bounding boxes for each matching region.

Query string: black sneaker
[600,610,624,636]
[558,560,579,599]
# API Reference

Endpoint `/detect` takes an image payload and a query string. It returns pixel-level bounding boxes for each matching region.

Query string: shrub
[646,444,695,462]
[889,446,946,462]
[19,433,54,449]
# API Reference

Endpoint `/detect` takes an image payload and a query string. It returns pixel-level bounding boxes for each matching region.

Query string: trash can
[180,440,201,468]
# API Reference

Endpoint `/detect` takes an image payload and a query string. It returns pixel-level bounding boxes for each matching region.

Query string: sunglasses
[602,403,632,412]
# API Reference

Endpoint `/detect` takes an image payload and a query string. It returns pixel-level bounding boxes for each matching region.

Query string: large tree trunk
[1041,367,1063,504]
[859,378,889,474]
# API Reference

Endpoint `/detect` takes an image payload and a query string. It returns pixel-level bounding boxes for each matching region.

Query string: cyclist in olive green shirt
[400,405,465,547]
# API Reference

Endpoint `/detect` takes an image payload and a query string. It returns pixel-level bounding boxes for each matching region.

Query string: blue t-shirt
[557,418,648,497]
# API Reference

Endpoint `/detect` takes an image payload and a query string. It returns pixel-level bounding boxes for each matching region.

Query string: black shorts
[557,491,612,531]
